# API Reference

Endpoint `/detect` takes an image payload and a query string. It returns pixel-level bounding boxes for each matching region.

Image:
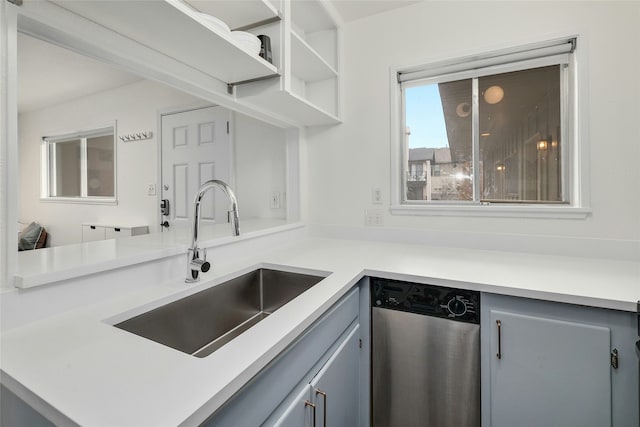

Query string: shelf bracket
[228,73,280,88]
[232,15,282,32]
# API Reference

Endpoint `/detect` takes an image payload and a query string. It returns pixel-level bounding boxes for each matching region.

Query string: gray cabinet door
[310,324,361,427]
[271,325,361,427]
[271,386,312,427]
[489,310,611,427]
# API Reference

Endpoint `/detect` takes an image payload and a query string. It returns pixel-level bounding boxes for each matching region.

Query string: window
[41,126,116,203]
[392,37,589,218]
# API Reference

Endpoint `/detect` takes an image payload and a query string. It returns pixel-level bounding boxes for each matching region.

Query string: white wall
[19,80,201,246]
[304,1,640,246]
[233,113,287,220]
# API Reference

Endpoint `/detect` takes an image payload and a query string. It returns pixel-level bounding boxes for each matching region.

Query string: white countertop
[15,219,304,288]
[2,235,639,426]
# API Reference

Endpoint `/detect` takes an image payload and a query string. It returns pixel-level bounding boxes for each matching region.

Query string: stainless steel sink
[115,268,326,358]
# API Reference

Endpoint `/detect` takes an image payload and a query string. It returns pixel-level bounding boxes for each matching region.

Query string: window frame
[40,124,118,205]
[389,36,591,219]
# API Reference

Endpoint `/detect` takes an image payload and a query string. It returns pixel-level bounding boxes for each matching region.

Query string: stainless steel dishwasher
[371,277,480,427]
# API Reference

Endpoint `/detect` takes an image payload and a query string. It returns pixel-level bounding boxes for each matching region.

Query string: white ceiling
[18,34,142,113]
[329,0,421,22]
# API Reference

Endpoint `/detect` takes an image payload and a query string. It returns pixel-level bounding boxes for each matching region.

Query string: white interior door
[161,106,231,231]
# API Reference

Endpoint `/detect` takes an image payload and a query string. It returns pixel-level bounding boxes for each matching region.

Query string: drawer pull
[496,319,502,359]
[305,400,316,427]
[114,228,121,232]
[315,389,327,427]
[90,226,96,230]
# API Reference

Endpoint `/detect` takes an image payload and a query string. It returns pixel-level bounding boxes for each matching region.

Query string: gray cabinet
[272,386,313,427]
[489,310,611,426]
[204,287,362,426]
[482,293,639,427]
[310,325,360,427]
[273,325,360,426]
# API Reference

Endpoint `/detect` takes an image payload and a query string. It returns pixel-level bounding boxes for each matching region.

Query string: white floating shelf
[184,0,279,30]
[51,0,278,84]
[237,80,341,127]
[290,31,337,83]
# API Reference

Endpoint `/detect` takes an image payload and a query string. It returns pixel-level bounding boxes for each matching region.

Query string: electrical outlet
[364,209,384,226]
[147,184,156,196]
[372,187,382,204]
[270,191,281,209]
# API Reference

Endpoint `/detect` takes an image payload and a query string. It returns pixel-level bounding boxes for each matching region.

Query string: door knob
[160,221,170,228]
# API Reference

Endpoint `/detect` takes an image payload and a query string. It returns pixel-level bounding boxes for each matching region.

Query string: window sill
[40,197,118,206]
[390,204,592,219]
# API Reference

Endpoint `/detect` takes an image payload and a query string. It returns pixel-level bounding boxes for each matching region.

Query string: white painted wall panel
[303,2,640,251]
[234,113,287,220]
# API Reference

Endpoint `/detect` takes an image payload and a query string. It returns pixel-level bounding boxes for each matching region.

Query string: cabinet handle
[496,319,502,359]
[305,400,316,427]
[315,389,327,427]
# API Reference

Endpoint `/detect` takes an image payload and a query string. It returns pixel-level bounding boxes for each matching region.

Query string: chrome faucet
[186,179,240,283]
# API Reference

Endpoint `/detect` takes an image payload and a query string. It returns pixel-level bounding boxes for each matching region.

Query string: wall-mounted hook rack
[119,131,153,142]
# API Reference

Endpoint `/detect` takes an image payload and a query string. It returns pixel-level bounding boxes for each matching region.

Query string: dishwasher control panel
[371,277,480,324]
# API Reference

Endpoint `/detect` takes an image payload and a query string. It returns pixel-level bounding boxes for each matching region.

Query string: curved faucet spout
[186,179,240,283]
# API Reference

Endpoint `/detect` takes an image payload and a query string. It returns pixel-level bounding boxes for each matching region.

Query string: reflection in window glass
[479,66,561,202]
[404,79,472,201]
[86,135,115,197]
[51,139,81,197]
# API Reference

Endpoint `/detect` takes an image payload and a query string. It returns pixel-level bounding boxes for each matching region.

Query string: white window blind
[398,38,576,84]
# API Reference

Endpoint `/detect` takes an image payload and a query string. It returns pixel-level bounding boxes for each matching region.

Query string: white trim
[0,3,18,288]
[41,123,117,202]
[390,34,589,217]
[39,197,117,206]
[43,126,113,142]
[390,204,591,219]
[80,136,88,197]
[389,66,403,208]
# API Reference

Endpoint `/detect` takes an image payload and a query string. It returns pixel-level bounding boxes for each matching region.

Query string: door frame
[156,103,237,232]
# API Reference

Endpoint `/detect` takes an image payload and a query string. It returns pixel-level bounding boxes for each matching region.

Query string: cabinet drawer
[81,225,106,242]
[105,227,132,240]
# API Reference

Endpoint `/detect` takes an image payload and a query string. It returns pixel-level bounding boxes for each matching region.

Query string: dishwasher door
[372,307,480,427]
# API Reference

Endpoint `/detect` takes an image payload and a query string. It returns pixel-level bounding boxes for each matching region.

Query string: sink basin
[115,268,327,358]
